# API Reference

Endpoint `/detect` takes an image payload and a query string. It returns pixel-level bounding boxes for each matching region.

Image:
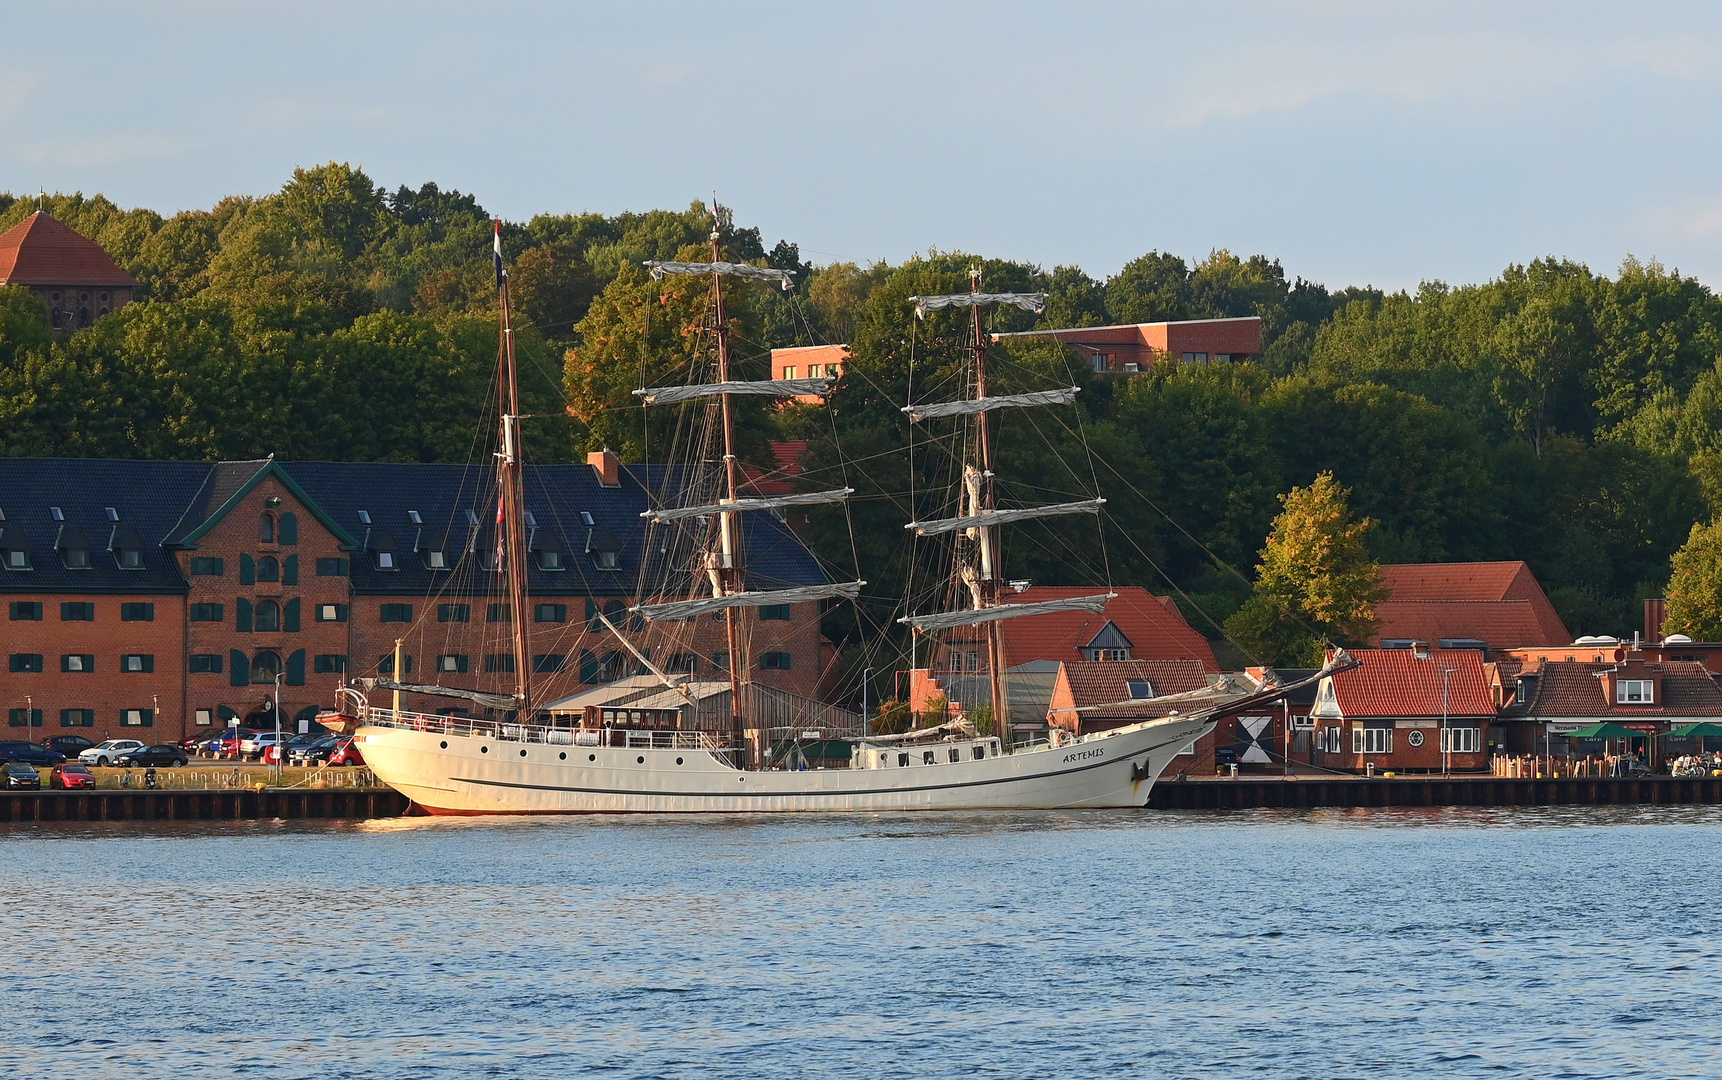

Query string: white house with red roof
[0,211,137,332]
[1307,646,1497,774]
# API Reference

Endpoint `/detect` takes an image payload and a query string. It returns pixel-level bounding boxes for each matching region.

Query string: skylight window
[524,511,538,528]
[408,510,422,525]
[50,507,64,522]
[580,511,595,526]
[1126,680,1153,700]
[104,507,119,522]
[465,509,480,526]
[357,510,371,525]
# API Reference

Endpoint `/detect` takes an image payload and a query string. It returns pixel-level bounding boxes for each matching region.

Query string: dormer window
[57,525,92,570]
[1083,621,1133,663]
[108,524,146,571]
[538,549,565,571]
[1,525,31,571]
[1617,679,1654,704]
[586,527,621,571]
[366,528,399,570]
[376,551,395,570]
[117,548,142,569]
[426,549,448,570]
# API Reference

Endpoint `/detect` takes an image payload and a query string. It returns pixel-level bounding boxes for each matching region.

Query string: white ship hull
[354,714,1215,814]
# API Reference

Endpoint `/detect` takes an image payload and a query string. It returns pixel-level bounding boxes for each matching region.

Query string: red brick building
[1,454,833,743]
[1492,651,1722,757]
[0,212,136,332]
[1306,646,1496,773]
[770,345,848,404]
[1046,658,1210,737]
[992,317,1262,372]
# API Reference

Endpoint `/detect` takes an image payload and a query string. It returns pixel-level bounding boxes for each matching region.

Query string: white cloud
[6,131,191,169]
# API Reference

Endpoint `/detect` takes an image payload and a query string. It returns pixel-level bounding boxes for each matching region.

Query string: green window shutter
[283,554,299,585]
[240,553,255,585]
[230,650,249,687]
[141,654,155,673]
[284,597,301,632]
[279,512,298,545]
[286,649,305,686]
[236,597,252,633]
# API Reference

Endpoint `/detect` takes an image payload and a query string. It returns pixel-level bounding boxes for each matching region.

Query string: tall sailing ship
[348,211,1345,813]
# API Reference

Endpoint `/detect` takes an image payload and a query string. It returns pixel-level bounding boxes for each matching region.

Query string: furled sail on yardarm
[348,206,1352,813]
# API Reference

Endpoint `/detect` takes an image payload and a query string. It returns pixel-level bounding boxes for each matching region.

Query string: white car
[238,732,283,761]
[80,739,148,767]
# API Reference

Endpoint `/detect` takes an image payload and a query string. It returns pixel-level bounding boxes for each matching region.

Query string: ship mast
[495,222,534,717]
[967,267,1010,748]
[709,220,748,764]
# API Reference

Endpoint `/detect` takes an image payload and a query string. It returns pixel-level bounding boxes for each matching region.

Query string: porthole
[559,752,566,760]
[440,741,447,749]
[1408,730,1425,748]
[588,754,596,761]
[636,755,645,764]
[520,749,528,757]
[676,757,684,765]
[481,746,489,754]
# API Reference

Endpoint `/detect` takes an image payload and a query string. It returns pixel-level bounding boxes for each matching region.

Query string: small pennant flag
[494,493,506,570]
[493,220,505,290]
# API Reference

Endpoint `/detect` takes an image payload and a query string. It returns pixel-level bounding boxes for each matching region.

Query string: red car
[327,738,365,767]
[49,762,97,789]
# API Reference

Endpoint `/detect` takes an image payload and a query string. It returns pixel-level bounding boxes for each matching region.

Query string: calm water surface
[3,806,1720,1079]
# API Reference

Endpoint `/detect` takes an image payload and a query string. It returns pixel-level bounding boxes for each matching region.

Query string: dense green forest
[3,163,1720,648]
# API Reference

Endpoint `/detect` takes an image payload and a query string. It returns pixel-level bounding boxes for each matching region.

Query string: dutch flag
[493,219,506,290]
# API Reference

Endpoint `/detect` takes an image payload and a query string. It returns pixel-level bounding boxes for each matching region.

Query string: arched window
[260,513,275,543]
[257,556,279,583]
[251,651,282,684]
[255,599,281,632]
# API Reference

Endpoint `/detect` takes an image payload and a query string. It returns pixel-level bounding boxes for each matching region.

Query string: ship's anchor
[1130,759,1152,783]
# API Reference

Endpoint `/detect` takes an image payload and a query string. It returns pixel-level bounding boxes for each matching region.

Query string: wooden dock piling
[0,788,409,823]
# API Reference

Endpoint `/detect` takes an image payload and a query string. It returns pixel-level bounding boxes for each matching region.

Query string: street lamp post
[1442,667,1456,777]
[273,671,283,785]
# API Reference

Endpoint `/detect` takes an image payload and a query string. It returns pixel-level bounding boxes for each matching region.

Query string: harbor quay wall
[0,787,409,823]
[1150,775,1722,810]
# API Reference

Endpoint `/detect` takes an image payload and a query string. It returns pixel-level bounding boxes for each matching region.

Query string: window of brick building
[62,654,94,673]
[535,603,567,623]
[120,654,155,673]
[380,604,412,623]
[189,654,222,674]
[314,654,348,674]
[438,604,470,623]
[120,709,154,727]
[9,708,43,727]
[9,602,41,620]
[378,653,413,675]
[251,652,283,683]
[191,603,224,622]
[61,602,94,621]
[760,652,792,670]
[438,654,469,674]
[258,556,279,583]
[120,602,154,622]
[190,556,224,575]
[260,513,275,543]
[484,654,515,673]
[8,653,43,673]
[61,709,94,728]
[760,605,790,621]
[316,603,348,623]
[255,600,281,633]
[316,557,348,577]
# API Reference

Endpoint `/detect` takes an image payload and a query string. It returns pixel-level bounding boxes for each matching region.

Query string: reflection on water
[5,806,1720,1078]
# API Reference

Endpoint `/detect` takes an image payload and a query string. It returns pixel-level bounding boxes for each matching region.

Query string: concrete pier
[0,788,410,823]
[1150,775,1722,810]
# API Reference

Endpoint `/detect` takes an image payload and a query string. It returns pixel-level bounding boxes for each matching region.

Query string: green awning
[1564,723,1648,739]
[1667,722,1722,738]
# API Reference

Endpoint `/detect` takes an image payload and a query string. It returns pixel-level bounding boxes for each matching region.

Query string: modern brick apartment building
[992,317,1263,372]
[0,454,831,742]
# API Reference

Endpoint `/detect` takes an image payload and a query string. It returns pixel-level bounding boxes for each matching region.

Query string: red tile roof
[1375,561,1569,647]
[1323,647,1496,718]
[0,213,137,288]
[739,441,808,497]
[985,586,1218,671]
[1521,660,1722,719]
[1050,659,1210,721]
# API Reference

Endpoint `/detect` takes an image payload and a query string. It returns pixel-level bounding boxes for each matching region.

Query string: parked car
[116,744,189,768]
[42,735,95,757]
[203,731,253,759]
[0,741,67,767]
[3,762,42,789]
[290,736,340,767]
[326,738,365,767]
[79,740,147,767]
[238,732,286,762]
[49,763,96,789]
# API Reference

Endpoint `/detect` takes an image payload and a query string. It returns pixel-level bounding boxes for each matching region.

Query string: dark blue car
[0,742,66,767]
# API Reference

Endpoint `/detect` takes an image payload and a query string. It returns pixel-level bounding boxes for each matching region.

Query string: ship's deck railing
[359,708,727,752]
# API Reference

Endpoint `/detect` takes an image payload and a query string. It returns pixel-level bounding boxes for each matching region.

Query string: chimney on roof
[1644,598,1668,644]
[588,447,620,488]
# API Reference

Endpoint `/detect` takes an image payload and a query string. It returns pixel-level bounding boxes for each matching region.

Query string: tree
[1664,521,1722,640]
[1225,473,1385,665]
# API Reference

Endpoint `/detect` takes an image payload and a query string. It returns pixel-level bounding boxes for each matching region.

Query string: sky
[5,1,1722,292]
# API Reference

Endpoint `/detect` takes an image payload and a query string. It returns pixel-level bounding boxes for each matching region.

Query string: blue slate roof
[0,458,212,593]
[0,458,829,600]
